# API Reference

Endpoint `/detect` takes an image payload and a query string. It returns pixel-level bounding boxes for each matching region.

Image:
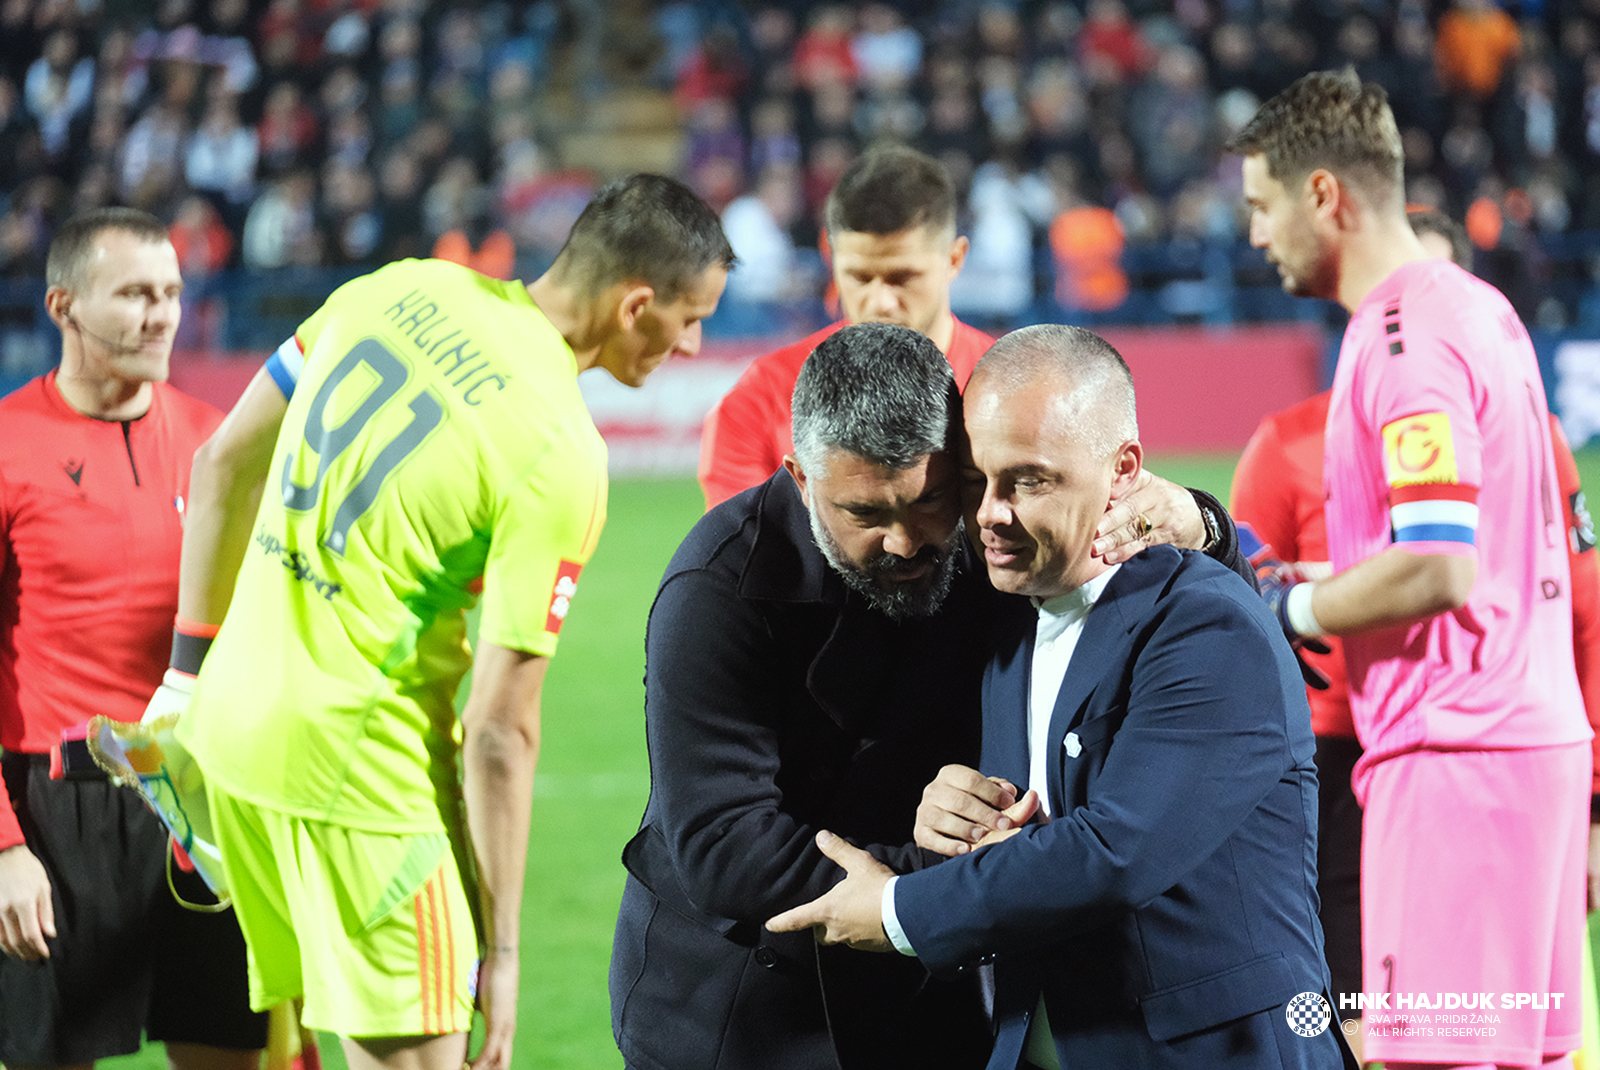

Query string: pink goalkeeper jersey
[1325,258,1589,767]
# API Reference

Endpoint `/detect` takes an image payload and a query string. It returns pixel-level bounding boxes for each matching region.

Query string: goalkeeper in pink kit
[1230,70,1592,1070]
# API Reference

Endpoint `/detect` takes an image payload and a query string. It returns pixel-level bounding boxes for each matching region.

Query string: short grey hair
[790,323,960,477]
[972,324,1137,459]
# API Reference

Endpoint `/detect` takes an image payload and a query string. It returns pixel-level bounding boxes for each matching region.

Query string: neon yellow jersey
[180,259,607,833]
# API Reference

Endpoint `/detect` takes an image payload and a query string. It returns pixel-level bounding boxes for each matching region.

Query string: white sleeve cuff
[881,875,917,956]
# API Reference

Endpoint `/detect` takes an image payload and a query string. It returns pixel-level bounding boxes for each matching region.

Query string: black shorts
[1313,734,1363,1018]
[0,752,269,1065]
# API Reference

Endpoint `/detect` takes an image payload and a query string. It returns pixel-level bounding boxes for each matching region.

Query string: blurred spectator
[321,158,381,265]
[376,146,426,262]
[1435,0,1521,103]
[170,194,235,278]
[0,0,42,79]
[851,4,920,91]
[421,155,489,244]
[684,96,745,212]
[974,4,1026,61]
[256,80,319,177]
[67,160,116,216]
[487,54,537,144]
[803,76,856,145]
[319,64,367,122]
[491,2,556,93]
[432,224,515,279]
[948,158,1035,323]
[1208,23,1275,102]
[801,135,853,236]
[854,78,924,143]
[976,54,1026,149]
[748,5,797,96]
[0,178,55,279]
[1256,19,1318,99]
[1503,61,1560,181]
[748,95,801,175]
[322,2,372,63]
[1024,60,1095,173]
[1334,14,1399,97]
[924,81,988,178]
[119,100,188,213]
[95,26,149,115]
[432,9,489,98]
[23,28,94,164]
[1079,0,1152,85]
[720,163,805,304]
[1050,199,1128,314]
[495,144,594,264]
[325,108,372,169]
[1440,103,1496,204]
[241,169,320,268]
[675,21,749,110]
[0,77,41,193]
[376,61,422,149]
[257,0,323,74]
[793,6,857,92]
[1129,43,1214,199]
[185,93,257,232]
[204,0,261,94]
[1391,13,1450,147]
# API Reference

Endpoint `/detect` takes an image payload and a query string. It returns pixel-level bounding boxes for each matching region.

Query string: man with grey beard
[609,322,1247,1070]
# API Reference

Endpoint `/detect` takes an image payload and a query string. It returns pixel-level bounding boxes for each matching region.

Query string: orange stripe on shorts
[415,885,433,1034]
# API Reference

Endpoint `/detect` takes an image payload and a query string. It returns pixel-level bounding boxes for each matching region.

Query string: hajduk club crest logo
[1286,992,1333,1037]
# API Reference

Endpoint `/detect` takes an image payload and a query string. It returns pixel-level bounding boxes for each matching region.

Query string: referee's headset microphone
[64,309,146,355]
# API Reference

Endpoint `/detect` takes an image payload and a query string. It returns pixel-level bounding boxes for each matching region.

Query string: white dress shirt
[882,565,1122,1070]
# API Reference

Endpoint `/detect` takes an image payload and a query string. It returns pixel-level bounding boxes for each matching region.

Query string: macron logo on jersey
[545,559,584,634]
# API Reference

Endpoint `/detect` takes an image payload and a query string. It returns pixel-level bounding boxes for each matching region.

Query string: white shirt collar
[1031,564,1121,642]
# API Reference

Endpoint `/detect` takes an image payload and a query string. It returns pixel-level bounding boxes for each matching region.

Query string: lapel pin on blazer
[1064,732,1082,758]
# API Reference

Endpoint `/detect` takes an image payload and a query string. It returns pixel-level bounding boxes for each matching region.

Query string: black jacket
[610,473,1006,1070]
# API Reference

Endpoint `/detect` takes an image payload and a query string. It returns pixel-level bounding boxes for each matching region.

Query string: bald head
[962,324,1142,600]
[968,324,1138,460]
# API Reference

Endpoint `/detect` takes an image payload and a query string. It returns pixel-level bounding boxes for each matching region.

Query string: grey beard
[808,508,962,621]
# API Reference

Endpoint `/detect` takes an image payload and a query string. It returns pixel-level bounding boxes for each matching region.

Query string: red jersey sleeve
[1230,414,1301,561]
[698,362,790,511]
[0,469,19,851]
[1551,418,1600,799]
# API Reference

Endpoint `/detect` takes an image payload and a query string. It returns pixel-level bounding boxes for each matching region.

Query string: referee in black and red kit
[0,208,267,1070]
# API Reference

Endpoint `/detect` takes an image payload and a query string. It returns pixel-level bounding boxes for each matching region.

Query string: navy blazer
[895,547,1349,1070]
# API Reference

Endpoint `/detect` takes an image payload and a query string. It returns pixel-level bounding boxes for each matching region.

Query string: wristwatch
[1198,503,1221,554]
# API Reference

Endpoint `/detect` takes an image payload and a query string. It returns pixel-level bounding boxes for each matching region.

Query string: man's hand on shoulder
[0,842,55,961]
[766,831,894,952]
[1094,470,1206,564]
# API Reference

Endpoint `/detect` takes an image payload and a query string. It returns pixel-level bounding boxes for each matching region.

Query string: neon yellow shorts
[208,786,477,1038]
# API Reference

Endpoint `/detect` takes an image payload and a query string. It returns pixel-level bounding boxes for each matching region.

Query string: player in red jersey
[698,145,992,510]
[0,209,266,1070]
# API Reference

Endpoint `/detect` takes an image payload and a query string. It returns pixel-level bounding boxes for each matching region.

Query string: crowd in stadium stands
[0,0,1598,339]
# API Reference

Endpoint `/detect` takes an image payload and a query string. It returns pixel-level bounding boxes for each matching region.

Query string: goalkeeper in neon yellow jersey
[160,175,732,1070]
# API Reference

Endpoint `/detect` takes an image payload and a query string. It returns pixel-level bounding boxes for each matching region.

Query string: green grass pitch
[109,446,1600,1070]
